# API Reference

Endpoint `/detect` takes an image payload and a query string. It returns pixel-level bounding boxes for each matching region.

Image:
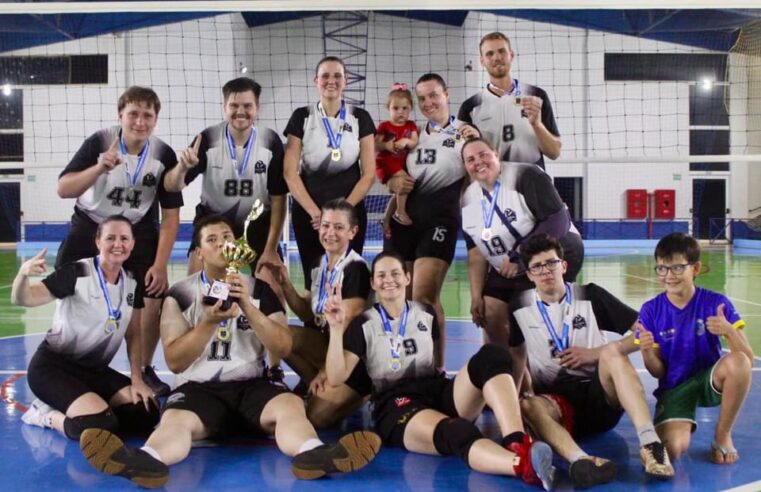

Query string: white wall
[7,11,754,232]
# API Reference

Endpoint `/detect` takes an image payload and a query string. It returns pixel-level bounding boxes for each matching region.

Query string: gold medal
[331,148,342,162]
[314,314,327,328]
[390,357,402,372]
[104,317,119,334]
[217,326,232,342]
[513,96,523,106]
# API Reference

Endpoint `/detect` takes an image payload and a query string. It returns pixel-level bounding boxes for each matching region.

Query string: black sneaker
[80,428,169,489]
[142,366,170,397]
[268,365,288,389]
[569,456,617,488]
[291,430,381,480]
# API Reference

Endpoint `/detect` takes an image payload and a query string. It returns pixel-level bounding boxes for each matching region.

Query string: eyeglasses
[527,258,563,275]
[654,263,693,276]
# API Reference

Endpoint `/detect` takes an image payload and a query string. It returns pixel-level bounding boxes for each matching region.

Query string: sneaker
[291,430,381,480]
[268,365,288,389]
[80,428,169,489]
[142,366,170,397]
[507,434,556,490]
[640,441,674,480]
[22,399,54,428]
[569,456,617,488]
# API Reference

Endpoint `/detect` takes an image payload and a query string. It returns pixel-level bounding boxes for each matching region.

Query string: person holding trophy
[79,214,381,488]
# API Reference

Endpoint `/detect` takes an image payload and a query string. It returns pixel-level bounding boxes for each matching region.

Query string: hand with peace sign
[323,284,345,331]
[179,134,202,170]
[97,137,123,173]
[706,304,732,337]
[19,248,48,277]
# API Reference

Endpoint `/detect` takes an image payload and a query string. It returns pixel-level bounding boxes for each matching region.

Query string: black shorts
[27,343,131,413]
[292,201,367,289]
[385,217,459,265]
[164,378,290,438]
[373,375,457,448]
[482,268,534,305]
[538,368,623,439]
[558,232,584,282]
[188,211,282,271]
[56,217,159,298]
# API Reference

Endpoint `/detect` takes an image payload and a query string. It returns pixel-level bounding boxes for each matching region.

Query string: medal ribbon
[535,283,573,353]
[486,78,521,97]
[318,101,346,152]
[94,256,124,322]
[377,301,409,361]
[315,248,350,314]
[427,115,458,136]
[225,124,256,178]
[119,135,150,188]
[480,180,501,233]
[480,186,524,243]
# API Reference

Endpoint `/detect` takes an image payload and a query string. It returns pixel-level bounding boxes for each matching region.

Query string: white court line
[722,481,761,492]
[0,283,12,291]
[624,273,761,307]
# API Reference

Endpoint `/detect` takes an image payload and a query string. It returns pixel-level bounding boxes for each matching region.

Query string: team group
[10,31,753,490]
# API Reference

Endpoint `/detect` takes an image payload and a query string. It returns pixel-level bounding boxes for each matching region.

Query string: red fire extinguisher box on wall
[654,189,675,219]
[626,189,648,219]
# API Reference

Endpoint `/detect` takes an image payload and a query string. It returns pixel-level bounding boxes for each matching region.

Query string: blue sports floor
[2,321,760,491]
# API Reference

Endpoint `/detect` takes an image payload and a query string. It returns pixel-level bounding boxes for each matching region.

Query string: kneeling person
[79,215,380,488]
[510,234,674,487]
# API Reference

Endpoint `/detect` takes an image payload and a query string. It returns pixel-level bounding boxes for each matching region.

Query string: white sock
[569,451,587,463]
[140,445,163,462]
[297,438,324,454]
[636,424,660,447]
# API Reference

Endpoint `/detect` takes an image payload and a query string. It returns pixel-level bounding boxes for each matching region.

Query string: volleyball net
[1,9,760,245]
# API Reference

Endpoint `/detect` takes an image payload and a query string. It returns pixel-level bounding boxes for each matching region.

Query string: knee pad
[113,400,160,435]
[63,408,118,440]
[432,417,483,466]
[467,344,513,389]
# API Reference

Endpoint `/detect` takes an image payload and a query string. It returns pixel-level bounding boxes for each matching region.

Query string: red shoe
[507,434,555,490]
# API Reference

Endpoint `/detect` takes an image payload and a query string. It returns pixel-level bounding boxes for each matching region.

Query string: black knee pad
[63,408,118,440]
[467,344,513,389]
[113,400,160,435]
[432,417,483,466]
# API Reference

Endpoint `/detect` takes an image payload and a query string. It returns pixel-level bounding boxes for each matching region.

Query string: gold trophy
[210,199,264,341]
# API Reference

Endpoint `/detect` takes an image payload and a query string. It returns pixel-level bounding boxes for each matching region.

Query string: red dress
[375,120,417,184]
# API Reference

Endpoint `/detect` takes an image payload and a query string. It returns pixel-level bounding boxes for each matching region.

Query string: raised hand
[323,284,345,330]
[179,134,202,169]
[634,320,658,352]
[20,248,47,277]
[258,260,288,284]
[706,303,732,337]
[521,95,543,126]
[97,137,123,173]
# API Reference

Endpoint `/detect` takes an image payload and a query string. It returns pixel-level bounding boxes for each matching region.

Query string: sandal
[711,441,739,464]
[392,212,413,226]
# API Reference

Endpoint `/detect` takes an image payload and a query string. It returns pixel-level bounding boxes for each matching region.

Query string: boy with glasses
[638,232,753,465]
[508,233,673,487]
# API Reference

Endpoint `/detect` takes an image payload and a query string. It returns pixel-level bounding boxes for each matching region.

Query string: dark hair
[654,232,701,264]
[371,251,409,276]
[118,86,161,115]
[519,233,565,267]
[416,73,447,91]
[192,215,235,248]
[479,32,512,54]
[460,137,496,161]
[315,56,346,78]
[96,215,134,239]
[321,198,358,227]
[222,77,262,104]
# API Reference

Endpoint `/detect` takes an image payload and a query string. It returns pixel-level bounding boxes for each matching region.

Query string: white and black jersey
[60,126,183,231]
[184,122,287,225]
[458,82,559,169]
[166,272,284,386]
[508,283,636,390]
[283,103,375,205]
[405,121,468,224]
[462,161,579,269]
[308,249,373,314]
[40,257,143,368]
[343,301,439,395]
